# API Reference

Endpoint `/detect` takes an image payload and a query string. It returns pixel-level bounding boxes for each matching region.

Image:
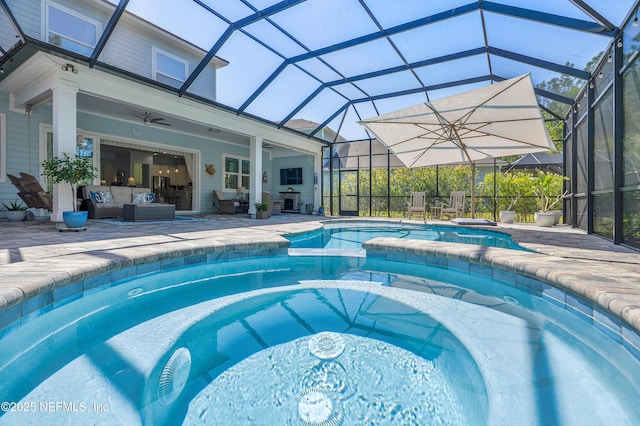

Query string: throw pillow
[132,192,156,204]
[132,192,147,204]
[90,191,114,204]
[98,191,114,204]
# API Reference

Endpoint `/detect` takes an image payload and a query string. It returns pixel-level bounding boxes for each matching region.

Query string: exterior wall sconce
[61,63,78,74]
[262,171,268,183]
[634,16,638,26]
[617,39,623,48]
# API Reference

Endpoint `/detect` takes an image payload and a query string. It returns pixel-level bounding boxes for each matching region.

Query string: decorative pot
[499,210,516,224]
[550,210,562,225]
[255,210,269,219]
[63,211,88,228]
[5,210,26,222]
[534,211,555,227]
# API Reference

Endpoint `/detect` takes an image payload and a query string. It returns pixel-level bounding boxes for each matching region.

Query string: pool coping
[362,237,640,358]
[1,217,639,357]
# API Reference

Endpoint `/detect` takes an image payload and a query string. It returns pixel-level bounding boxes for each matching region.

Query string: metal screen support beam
[613,37,624,244]
[0,0,26,42]
[181,0,306,96]
[586,83,594,234]
[568,0,616,31]
[571,108,579,227]
[89,0,128,68]
[482,1,617,36]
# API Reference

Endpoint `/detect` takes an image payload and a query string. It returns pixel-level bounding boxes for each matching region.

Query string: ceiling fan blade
[153,120,171,126]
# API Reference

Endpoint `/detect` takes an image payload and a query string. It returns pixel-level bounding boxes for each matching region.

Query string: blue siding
[0,92,47,202]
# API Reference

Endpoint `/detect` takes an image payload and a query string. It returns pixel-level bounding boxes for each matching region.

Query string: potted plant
[531,172,568,227]
[1,200,28,222]
[40,153,97,228]
[254,202,269,219]
[496,172,528,224]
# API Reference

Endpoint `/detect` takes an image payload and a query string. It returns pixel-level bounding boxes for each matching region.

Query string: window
[45,3,99,56]
[224,155,250,191]
[0,113,5,183]
[153,48,187,87]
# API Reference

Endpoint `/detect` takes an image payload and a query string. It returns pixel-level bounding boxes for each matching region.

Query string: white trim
[44,1,101,51]
[152,47,188,84]
[0,113,5,183]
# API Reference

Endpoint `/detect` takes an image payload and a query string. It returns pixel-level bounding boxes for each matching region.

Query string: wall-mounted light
[0,67,4,74]
[61,63,78,74]
[262,171,268,183]
[608,54,612,62]
[618,39,623,48]
[589,81,594,89]
[634,16,638,26]
[598,71,604,78]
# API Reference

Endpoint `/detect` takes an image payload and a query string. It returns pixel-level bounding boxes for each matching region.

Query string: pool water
[0,256,638,425]
[288,221,527,251]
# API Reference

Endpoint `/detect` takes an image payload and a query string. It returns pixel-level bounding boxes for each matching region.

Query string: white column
[51,78,79,221]
[248,135,263,217]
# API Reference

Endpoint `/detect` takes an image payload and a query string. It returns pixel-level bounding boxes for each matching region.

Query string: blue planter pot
[63,211,88,228]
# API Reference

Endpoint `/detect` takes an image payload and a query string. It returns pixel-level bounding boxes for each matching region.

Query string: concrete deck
[1,214,639,351]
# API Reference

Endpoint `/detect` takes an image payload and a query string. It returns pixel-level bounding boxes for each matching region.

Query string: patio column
[248,135,263,217]
[50,76,79,222]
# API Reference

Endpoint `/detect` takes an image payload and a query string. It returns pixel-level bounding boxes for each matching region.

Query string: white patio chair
[441,191,466,219]
[406,192,427,219]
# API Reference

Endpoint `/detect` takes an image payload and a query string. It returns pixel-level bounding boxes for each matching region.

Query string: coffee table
[123,203,176,221]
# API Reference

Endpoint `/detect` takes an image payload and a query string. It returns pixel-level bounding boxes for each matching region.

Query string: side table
[430,205,442,220]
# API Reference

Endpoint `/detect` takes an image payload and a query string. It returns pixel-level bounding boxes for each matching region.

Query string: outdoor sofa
[81,185,161,219]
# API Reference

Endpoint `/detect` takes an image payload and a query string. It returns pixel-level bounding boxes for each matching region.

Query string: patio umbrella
[358,74,556,218]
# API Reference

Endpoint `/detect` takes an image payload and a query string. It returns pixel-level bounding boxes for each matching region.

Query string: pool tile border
[0,236,290,338]
[363,237,640,361]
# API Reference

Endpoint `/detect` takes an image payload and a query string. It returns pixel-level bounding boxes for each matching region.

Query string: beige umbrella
[359,74,556,218]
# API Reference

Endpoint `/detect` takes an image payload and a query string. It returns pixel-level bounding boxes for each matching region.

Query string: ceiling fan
[136,112,171,126]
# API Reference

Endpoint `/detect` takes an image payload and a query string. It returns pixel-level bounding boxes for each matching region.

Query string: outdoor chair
[7,173,53,210]
[441,191,466,219]
[213,190,237,214]
[406,192,427,219]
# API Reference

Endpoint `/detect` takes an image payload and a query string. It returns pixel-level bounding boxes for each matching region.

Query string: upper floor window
[45,3,99,56]
[153,48,187,87]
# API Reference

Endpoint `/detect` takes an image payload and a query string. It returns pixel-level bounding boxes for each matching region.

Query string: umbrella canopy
[359,74,556,217]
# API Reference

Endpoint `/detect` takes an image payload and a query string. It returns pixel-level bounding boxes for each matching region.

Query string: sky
[104,0,636,141]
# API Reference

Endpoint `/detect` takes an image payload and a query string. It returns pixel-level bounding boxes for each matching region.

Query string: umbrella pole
[471,162,476,219]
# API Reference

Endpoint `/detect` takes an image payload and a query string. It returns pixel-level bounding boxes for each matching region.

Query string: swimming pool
[0,255,638,425]
[288,220,527,251]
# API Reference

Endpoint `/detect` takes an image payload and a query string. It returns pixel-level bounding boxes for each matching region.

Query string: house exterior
[0,0,322,220]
